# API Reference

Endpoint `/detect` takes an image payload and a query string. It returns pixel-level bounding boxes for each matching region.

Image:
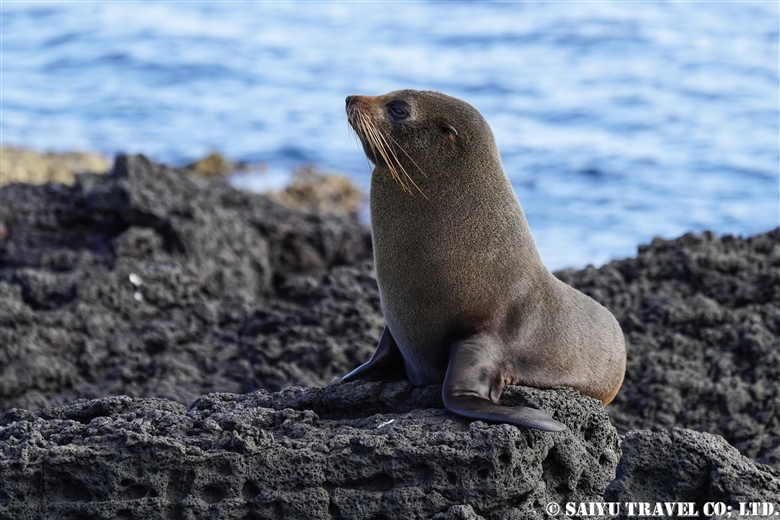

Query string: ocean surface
[2,1,778,270]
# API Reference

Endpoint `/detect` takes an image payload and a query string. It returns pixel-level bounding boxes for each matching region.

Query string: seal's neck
[369,159,548,280]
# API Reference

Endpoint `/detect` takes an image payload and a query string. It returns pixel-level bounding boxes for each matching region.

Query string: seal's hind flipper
[342,326,408,382]
[442,335,566,432]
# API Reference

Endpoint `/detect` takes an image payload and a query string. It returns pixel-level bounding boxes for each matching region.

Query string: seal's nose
[345,95,354,105]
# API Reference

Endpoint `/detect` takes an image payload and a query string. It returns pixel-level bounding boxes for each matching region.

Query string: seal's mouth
[345,97,378,165]
[345,95,426,197]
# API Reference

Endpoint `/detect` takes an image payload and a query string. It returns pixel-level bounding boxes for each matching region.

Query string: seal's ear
[440,122,458,137]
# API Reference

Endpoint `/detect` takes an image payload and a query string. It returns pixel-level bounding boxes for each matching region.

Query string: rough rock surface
[556,229,780,470]
[606,428,780,515]
[2,155,779,511]
[1,154,376,411]
[0,383,620,520]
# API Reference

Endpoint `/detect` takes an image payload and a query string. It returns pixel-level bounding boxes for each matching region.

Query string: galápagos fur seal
[342,90,626,431]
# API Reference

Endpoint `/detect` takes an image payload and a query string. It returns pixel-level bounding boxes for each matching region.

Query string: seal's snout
[345,95,372,132]
[346,95,371,111]
[345,95,361,118]
[346,95,367,113]
[345,93,424,195]
[345,95,359,124]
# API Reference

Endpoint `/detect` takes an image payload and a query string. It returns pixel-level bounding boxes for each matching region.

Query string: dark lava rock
[556,229,780,470]
[605,428,780,516]
[2,154,779,509]
[0,155,377,411]
[0,382,620,520]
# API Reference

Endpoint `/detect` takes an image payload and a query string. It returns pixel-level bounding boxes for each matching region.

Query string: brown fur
[346,90,625,409]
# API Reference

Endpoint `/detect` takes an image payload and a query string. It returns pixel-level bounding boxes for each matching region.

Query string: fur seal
[342,90,626,431]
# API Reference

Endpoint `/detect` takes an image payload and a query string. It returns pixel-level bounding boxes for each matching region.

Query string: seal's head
[346,90,500,196]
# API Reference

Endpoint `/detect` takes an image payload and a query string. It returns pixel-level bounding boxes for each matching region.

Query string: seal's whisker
[358,118,389,181]
[349,108,421,196]
[386,133,428,179]
[361,115,412,194]
[349,125,373,173]
[348,122,358,145]
[368,122,408,191]
[382,133,428,199]
[353,117,376,170]
[365,118,412,194]
[371,123,425,197]
[375,128,427,198]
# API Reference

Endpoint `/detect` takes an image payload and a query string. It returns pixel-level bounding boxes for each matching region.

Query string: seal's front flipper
[442,336,566,432]
[342,326,407,382]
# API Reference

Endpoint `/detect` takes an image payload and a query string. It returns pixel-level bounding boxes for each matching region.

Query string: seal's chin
[359,139,378,165]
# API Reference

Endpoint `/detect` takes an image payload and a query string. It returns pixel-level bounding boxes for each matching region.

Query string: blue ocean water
[2,1,778,270]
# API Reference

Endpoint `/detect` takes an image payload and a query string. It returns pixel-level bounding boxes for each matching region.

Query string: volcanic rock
[0,383,619,520]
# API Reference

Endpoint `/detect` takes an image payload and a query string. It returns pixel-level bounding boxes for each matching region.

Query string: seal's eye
[386,100,411,121]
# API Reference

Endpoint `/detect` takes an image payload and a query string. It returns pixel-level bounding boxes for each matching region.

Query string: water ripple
[1,1,777,269]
